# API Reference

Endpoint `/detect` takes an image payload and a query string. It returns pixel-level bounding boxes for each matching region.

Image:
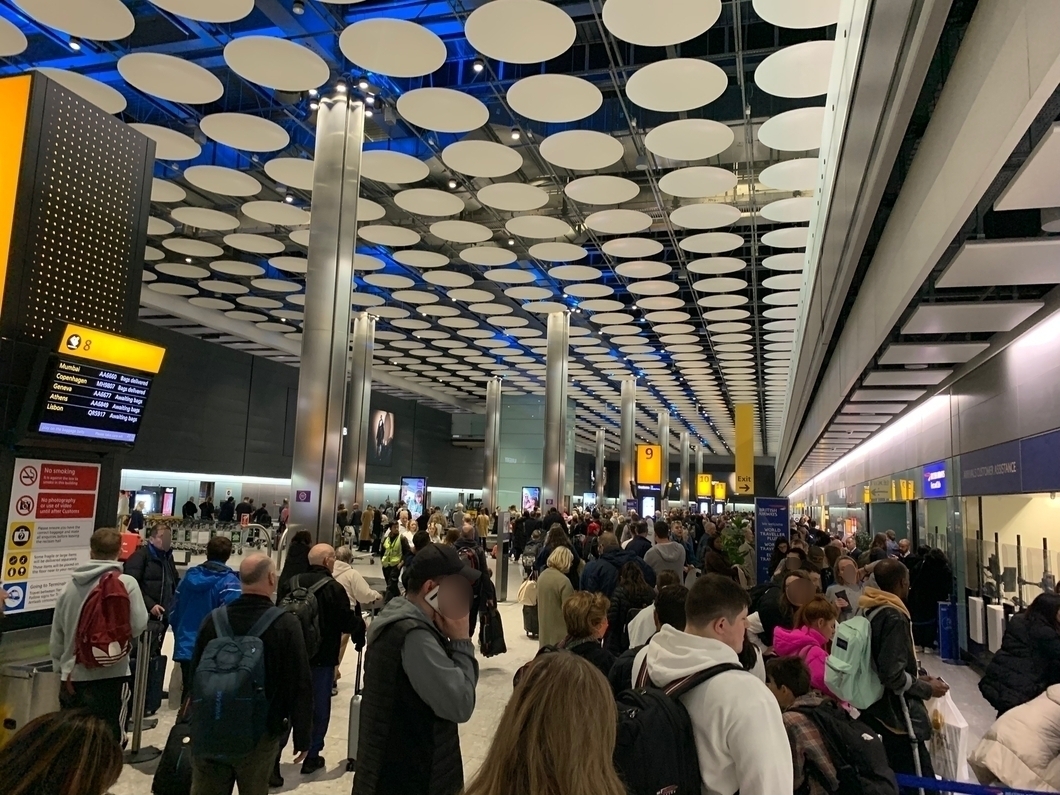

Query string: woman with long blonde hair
[461,652,628,795]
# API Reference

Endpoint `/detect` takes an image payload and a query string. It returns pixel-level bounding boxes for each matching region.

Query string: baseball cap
[409,543,481,583]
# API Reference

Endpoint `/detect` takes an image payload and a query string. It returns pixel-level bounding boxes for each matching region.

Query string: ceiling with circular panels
[4,0,840,457]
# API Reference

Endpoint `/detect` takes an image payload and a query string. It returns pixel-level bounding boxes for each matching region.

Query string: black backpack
[792,700,899,795]
[279,575,329,659]
[614,661,744,795]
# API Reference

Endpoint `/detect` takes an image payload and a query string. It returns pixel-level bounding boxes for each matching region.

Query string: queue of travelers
[27,497,1060,795]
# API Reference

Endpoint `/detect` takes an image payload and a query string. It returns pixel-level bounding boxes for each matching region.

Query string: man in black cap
[352,543,481,795]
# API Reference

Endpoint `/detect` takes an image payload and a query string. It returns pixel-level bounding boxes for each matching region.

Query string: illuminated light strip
[786,394,951,501]
[0,75,32,327]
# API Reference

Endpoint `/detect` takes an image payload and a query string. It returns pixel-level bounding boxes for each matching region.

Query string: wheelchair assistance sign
[3,458,99,613]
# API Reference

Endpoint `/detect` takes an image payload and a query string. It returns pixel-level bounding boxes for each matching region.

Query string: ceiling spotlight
[309,100,319,111]
[635,154,649,171]
[68,37,82,51]
[364,107,373,118]
[284,193,295,204]
[473,59,485,73]
[511,129,521,141]
[336,80,347,94]
[365,94,375,105]
[507,238,515,247]
[292,0,304,14]
[185,257,192,264]
[308,87,318,97]
[447,179,458,189]
[357,77,369,91]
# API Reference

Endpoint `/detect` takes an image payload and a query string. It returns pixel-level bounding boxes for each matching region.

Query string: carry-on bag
[152,705,192,795]
[345,647,364,772]
[523,604,539,638]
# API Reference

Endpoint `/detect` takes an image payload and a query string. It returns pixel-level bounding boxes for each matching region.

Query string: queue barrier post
[124,626,163,765]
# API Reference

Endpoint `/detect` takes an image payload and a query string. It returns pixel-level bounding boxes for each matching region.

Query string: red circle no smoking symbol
[15,496,33,516]
[18,466,37,487]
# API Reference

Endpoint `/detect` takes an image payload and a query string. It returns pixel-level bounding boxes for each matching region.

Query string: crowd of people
[12,497,1060,795]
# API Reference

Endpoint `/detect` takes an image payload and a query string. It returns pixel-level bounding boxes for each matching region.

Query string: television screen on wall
[400,476,427,521]
[368,410,395,466]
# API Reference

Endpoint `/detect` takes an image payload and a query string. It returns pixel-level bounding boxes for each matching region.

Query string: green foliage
[721,516,748,565]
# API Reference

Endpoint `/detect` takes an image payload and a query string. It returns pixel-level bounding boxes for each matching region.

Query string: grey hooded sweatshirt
[50,559,149,681]
[644,540,687,581]
[366,596,479,724]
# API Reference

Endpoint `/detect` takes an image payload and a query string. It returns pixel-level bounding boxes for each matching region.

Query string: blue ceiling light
[68,37,81,51]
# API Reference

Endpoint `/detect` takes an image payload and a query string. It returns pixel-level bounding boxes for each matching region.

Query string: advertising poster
[400,476,427,521]
[521,486,540,512]
[755,497,790,585]
[4,458,100,613]
[368,410,395,466]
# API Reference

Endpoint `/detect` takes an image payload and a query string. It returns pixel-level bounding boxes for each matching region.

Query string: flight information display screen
[35,357,154,444]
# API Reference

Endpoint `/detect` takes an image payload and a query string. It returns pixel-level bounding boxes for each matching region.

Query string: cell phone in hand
[425,585,440,612]
[835,589,848,603]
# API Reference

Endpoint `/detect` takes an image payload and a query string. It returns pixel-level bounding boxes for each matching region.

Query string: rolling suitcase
[144,653,168,716]
[523,604,539,639]
[345,647,364,772]
[153,717,193,795]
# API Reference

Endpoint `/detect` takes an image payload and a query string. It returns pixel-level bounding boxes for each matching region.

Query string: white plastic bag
[926,691,970,783]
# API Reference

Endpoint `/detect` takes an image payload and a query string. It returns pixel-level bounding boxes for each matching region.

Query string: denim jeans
[308,665,334,757]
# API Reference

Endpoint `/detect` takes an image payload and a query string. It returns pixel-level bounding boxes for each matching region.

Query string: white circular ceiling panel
[670,203,741,229]
[761,226,810,249]
[184,165,261,197]
[564,175,639,205]
[118,53,223,104]
[758,106,826,151]
[626,58,727,112]
[423,271,475,288]
[148,0,253,23]
[129,124,201,161]
[461,246,517,266]
[755,41,834,98]
[149,282,197,296]
[14,0,133,40]
[397,88,489,133]
[539,130,624,171]
[148,217,174,236]
[35,68,126,113]
[156,262,209,279]
[679,232,743,253]
[264,157,314,191]
[163,238,223,257]
[643,118,734,162]
[763,273,803,290]
[357,198,386,222]
[0,16,27,56]
[693,277,747,293]
[763,253,805,271]
[252,278,301,293]
[212,260,265,276]
[507,74,602,123]
[659,166,737,198]
[361,150,429,184]
[269,256,307,274]
[602,0,720,47]
[752,0,841,29]
[477,183,549,212]
[528,242,587,262]
[359,225,420,247]
[241,200,310,226]
[170,207,240,231]
[761,196,815,223]
[442,140,522,178]
[464,0,576,64]
[585,209,652,235]
[393,250,449,269]
[760,157,819,191]
[200,113,290,152]
[394,188,465,217]
[339,18,447,78]
[224,36,329,91]
[615,260,671,279]
[506,215,573,239]
[431,220,492,244]
[548,265,601,281]
[151,179,185,203]
[601,237,663,258]
[687,257,744,274]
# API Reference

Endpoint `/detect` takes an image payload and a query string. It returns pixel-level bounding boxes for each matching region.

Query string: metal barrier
[125,626,162,764]
[896,775,1054,795]
[275,526,290,572]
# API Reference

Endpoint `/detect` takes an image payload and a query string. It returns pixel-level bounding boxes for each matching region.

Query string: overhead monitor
[521,486,540,512]
[400,476,427,521]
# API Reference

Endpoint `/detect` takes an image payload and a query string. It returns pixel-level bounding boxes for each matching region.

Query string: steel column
[680,432,690,507]
[340,311,374,511]
[482,376,501,512]
[696,446,704,505]
[619,378,636,507]
[595,428,605,508]
[289,97,364,541]
[658,411,670,511]
[542,311,570,512]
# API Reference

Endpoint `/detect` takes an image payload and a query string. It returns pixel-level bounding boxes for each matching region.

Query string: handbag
[478,605,507,658]
[517,576,538,607]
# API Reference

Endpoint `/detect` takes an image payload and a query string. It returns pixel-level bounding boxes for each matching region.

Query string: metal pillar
[542,311,570,512]
[340,311,374,511]
[696,446,704,508]
[289,97,364,541]
[619,378,636,508]
[680,432,690,507]
[658,410,670,512]
[595,428,606,508]
[482,377,501,512]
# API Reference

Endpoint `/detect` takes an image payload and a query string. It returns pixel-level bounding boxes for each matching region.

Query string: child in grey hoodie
[50,527,149,742]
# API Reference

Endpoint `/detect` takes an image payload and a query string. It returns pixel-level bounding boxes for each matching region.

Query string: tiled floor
[113,558,537,795]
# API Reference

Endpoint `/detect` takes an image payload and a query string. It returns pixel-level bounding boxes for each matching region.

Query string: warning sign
[5,458,99,613]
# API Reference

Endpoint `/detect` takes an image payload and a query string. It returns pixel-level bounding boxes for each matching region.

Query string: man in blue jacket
[581,532,656,597]
[169,535,241,700]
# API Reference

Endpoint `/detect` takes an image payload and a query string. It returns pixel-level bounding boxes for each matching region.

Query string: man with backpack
[851,560,949,789]
[632,573,791,795]
[279,543,366,776]
[581,532,656,598]
[454,521,489,636]
[188,553,312,795]
[609,583,687,697]
[50,527,149,742]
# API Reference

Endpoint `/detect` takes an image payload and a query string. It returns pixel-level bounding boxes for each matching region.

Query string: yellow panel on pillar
[713,481,726,501]
[636,444,661,485]
[735,403,755,497]
[0,75,31,322]
[696,473,712,498]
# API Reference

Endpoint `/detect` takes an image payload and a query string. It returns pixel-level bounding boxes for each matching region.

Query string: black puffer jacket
[606,583,654,655]
[980,612,1060,715]
[123,545,178,612]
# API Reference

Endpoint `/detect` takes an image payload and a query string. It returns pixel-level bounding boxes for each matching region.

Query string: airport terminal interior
[2,0,1060,793]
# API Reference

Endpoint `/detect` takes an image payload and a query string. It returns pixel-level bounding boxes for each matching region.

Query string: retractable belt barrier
[896,775,1054,795]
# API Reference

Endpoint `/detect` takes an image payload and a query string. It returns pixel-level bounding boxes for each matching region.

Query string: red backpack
[73,571,133,673]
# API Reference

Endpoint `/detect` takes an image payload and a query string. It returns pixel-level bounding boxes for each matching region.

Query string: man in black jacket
[182,497,197,520]
[218,497,235,522]
[581,532,656,596]
[289,543,366,775]
[235,498,254,522]
[189,554,313,794]
[626,520,652,559]
[453,523,489,636]
[124,523,179,623]
[861,560,949,790]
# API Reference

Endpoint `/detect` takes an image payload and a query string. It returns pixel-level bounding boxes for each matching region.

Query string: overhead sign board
[960,440,1021,496]
[922,461,947,498]
[734,404,754,496]
[696,473,713,498]
[713,481,727,501]
[636,444,662,485]
[59,323,165,374]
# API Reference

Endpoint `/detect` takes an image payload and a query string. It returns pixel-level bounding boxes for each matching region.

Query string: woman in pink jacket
[772,596,839,697]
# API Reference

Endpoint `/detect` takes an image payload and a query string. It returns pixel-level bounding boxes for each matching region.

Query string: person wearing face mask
[639,574,793,795]
[771,597,839,698]
[352,543,481,795]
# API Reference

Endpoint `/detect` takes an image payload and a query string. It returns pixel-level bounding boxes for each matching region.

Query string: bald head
[309,543,336,571]
[240,554,275,596]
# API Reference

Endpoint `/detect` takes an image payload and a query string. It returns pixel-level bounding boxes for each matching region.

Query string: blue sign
[960,440,1022,496]
[922,461,948,498]
[755,497,790,584]
[1020,429,1060,493]
[3,582,26,613]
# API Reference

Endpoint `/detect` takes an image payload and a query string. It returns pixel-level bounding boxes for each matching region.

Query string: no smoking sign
[18,466,37,487]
